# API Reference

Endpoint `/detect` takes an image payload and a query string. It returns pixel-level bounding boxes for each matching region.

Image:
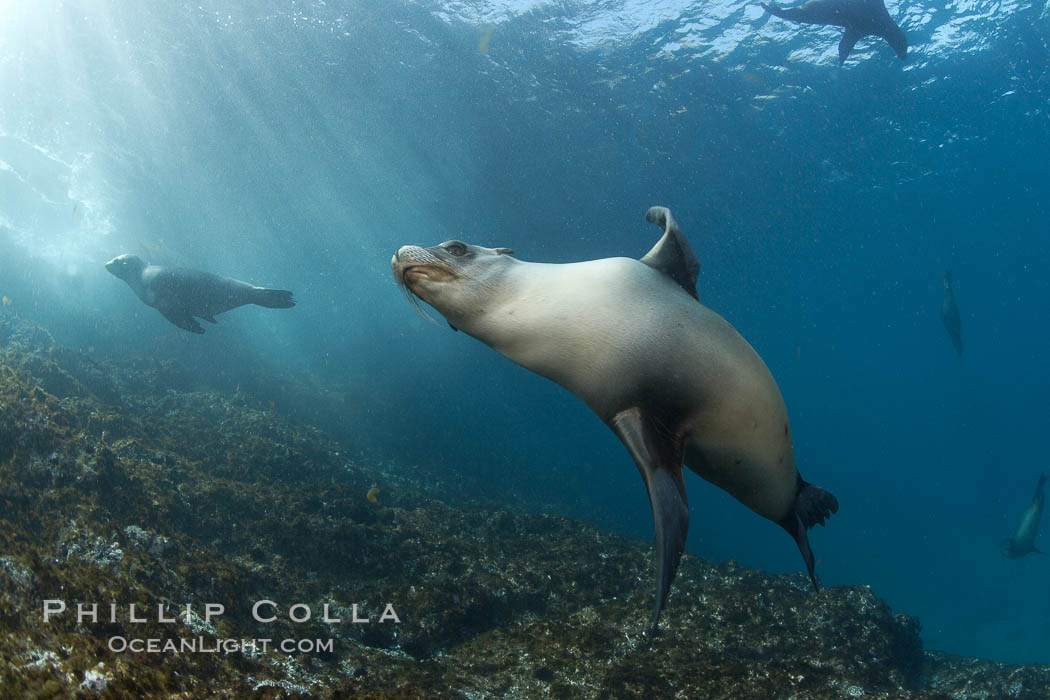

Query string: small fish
[1,296,9,306]
[268,400,275,410]
[235,384,240,393]
[367,487,380,504]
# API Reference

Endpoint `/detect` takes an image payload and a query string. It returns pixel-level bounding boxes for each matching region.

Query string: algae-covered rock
[0,332,1047,697]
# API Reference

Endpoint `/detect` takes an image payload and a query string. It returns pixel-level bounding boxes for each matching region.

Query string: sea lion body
[1004,474,1046,558]
[393,208,836,631]
[106,254,295,334]
[761,0,907,65]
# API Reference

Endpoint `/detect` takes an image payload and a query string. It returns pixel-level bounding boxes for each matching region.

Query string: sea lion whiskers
[395,264,440,325]
[393,246,471,325]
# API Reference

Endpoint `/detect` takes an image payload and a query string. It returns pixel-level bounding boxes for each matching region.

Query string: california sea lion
[392,207,838,632]
[761,0,907,65]
[940,269,963,356]
[1003,474,1046,558]
[106,254,295,334]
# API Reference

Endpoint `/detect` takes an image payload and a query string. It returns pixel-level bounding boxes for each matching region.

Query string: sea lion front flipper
[761,1,816,23]
[761,2,793,21]
[642,206,701,300]
[202,315,218,324]
[779,478,838,590]
[159,309,204,334]
[610,407,689,634]
[838,28,862,65]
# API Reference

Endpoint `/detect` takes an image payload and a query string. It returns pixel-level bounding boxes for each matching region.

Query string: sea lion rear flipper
[642,206,701,300]
[779,478,838,590]
[253,288,296,309]
[838,28,862,65]
[159,309,204,334]
[611,408,689,634]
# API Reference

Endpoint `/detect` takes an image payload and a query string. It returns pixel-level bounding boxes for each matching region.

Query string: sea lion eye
[446,243,467,257]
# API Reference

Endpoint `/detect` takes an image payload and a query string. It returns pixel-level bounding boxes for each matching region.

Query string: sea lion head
[391,241,515,328]
[105,254,147,283]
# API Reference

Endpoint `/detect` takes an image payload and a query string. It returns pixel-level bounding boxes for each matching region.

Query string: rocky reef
[1,311,1048,698]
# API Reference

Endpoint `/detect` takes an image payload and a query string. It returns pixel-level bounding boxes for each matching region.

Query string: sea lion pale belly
[392,207,837,631]
[106,254,295,334]
[468,257,797,519]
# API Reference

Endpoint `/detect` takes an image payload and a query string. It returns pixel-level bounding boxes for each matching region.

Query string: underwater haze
[2,0,1049,666]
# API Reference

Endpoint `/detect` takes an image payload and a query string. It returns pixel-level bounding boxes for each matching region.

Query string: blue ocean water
[1,0,1048,665]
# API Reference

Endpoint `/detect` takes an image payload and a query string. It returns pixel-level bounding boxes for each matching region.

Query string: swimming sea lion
[1003,474,1046,558]
[106,254,295,334]
[940,269,963,356]
[392,207,838,632]
[761,0,907,65]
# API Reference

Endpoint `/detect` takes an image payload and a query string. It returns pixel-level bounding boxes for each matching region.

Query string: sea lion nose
[394,245,429,265]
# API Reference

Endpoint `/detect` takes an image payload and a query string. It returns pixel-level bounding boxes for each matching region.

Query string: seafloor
[0,312,1047,698]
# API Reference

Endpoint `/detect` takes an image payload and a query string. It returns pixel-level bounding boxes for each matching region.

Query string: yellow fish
[235,384,240,393]
[367,487,380,504]
[268,400,276,410]
[1,296,9,306]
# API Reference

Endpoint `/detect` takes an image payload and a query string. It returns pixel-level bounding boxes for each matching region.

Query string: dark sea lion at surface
[391,206,838,633]
[760,0,908,65]
[1003,474,1047,558]
[940,269,963,356]
[106,254,295,334]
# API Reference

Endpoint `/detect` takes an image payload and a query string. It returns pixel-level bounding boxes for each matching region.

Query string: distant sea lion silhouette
[761,0,907,65]
[106,254,295,334]
[1003,474,1046,558]
[392,206,838,633]
[940,269,963,356]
